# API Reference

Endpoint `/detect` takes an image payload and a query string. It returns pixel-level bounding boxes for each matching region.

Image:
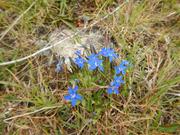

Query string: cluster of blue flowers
[63,47,129,107]
[107,60,129,94]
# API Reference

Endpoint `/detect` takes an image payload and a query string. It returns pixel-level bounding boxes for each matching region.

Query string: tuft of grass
[0,0,180,134]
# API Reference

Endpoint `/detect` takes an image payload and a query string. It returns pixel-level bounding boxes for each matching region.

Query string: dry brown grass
[0,0,180,135]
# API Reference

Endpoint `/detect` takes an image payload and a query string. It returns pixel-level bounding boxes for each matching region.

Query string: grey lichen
[38,27,114,70]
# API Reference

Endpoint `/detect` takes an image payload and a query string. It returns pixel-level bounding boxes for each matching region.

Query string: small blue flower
[114,64,127,75]
[107,75,125,94]
[55,62,62,72]
[107,86,119,94]
[98,47,118,62]
[121,60,129,66]
[64,86,82,107]
[74,56,86,69]
[87,54,104,71]
[110,76,124,87]
[114,60,129,75]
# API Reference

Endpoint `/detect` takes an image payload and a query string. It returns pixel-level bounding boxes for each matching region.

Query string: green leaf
[158,124,180,133]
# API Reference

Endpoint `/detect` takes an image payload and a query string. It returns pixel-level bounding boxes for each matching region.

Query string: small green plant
[59,47,130,107]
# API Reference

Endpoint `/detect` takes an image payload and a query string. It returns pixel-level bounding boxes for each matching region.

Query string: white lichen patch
[38,27,114,70]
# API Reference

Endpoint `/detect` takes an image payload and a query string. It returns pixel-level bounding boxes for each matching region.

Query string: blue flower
[64,86,82,107]
[74,56,86,69]
[107,86,119,94]
[121,60,129,66]
[107,75,125,94]
[87,54,104,71]
[114,60,129,75]
[98,47,118,62]
[110,76,124,87]
[114,64,127,75]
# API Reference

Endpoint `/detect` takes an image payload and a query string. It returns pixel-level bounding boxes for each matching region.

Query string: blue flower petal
[73,86,78,92]
[76,94,82,100]
[65,85,82,107]
[121,60,129,65]
[64,95,71,101]
[114,89,119,94]
[115,64,127,75]
[99,48,118,62]
[122,70,126,75]
[107,87,113,94]
[71,99,77,107]
[68,88,75,95]
[74,56,86,69]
